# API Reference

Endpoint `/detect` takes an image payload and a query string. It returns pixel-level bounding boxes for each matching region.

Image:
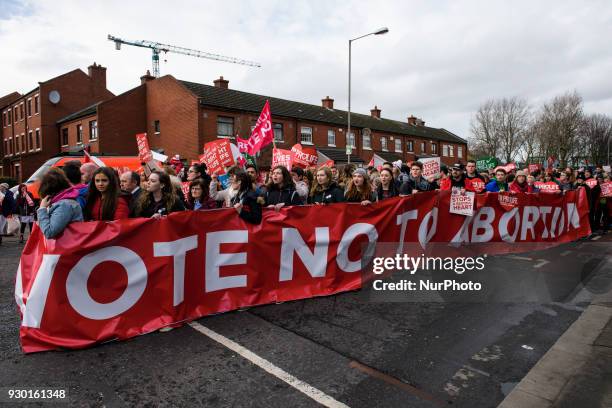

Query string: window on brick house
[27,99,32,116]
[348,132,356,148]
[28,131,33,151]
[2,112,5,127]
[217,116,233,138]
[61,128,69,146]
[20,104,24,120]
[8,137,12,155]
[420,141,426,153]
[457,146,463,158]
[34,95,39,114]
[14,135,19,155]
[326,129,335,146]
[76,124,83,144]
[14,107,18,122]
[89,120,98,140]
[362,133,371,149]
[3,139,7,157]
[432,143,437,155]
[300,126,313,144]
[154,120,160,134]
[407,140,414,152]
[21,133,25,153]
[8,110,12,125]
[449,145,454,157]
[395,138,401,152]
[381,137,388,151]
[35,129,40,150]
[273,122,283,142]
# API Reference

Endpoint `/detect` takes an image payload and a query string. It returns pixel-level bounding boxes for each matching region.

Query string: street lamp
[347,27,389,164]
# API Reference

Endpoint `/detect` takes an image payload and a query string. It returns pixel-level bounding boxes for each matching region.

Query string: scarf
[50,186,81,205]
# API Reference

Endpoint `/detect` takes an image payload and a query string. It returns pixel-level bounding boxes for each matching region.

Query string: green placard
[476,157,498,170]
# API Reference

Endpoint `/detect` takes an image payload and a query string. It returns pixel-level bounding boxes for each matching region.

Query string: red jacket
[89,195,130,221]
[509,181,534,193]
[439,176,475,192]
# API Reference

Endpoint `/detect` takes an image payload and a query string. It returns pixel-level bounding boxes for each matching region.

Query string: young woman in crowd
[309,166,345,204]
[558,171,574,191]
[84,167,130,221]
[229,171,262,224]
[338,164,356,191]
[527,175,539,192]
[136,170,185,218]
[15,184,36,243]
[186,178,217,210]
[345,168,376,205]
[210,167,243,208]
[375,167,400,200]
[36,168,84,239]
[264,166,303,210]
[509,170,534,193]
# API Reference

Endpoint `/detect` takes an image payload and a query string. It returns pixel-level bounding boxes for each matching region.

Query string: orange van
[15,154,143,199]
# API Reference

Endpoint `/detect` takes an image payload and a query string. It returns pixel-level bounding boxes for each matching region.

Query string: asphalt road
[1,233,610,407]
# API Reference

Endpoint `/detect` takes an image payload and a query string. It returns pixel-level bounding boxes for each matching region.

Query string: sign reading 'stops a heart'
[291,144,318,168]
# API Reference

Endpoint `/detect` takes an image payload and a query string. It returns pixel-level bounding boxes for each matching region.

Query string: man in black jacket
[120,171,143,217]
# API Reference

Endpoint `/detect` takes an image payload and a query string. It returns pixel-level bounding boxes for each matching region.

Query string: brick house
[139,75,467,168]
[1,63,114,182]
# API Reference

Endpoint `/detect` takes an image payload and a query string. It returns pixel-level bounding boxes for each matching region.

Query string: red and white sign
[535,181,560,193]
[244,100,274,156]
[236,136,250,154]
[181,182,190,201]
[272,148,293,169]
[470,179,486,193]
[601,182,612,197]
[319,159,335,169]
[450,189,475,216]
[498,192,519,211]
[586,178,598,189]
[495,163,517,173]
[202,139,235,175]
[16,191,590,353]
[418,157,441,178]
[528,164,540,174]
[135,133,153,163]
[291,144,318,168]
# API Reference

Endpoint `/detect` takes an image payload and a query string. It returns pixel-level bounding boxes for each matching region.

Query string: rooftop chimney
[140,70,155,84]
[88,62,107,90]
[370,105,381,118]
[213,76,229,89]
[408,115,417,126]
[322,96,334,109]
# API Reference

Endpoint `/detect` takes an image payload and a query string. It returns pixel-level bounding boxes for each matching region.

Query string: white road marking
[591,235,602,241]
[189,322,350,408]
[533,259,550,269]
[507,255,533,261]
[560,250,572,257]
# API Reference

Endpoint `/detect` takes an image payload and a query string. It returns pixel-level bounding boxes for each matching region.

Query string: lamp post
[347,27,389,164]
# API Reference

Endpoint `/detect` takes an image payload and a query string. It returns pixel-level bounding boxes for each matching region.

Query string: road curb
[498,293,612,408]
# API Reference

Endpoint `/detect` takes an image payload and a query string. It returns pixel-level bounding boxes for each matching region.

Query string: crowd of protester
[0,156,610,243]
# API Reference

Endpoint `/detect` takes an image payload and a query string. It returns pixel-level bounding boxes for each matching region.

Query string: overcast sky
[1,0,612,140]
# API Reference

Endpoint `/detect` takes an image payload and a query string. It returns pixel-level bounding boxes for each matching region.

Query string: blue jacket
[37,199,84,239]
[485,180,508,192]
[76,185,88,209]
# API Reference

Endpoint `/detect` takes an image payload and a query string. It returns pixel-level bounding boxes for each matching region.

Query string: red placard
[291,144,318,168]
[601,182,612,197]
[528,164,540,174]
[470,179,486,193]
[535,181,560,193]
[135,133,153,163]
[202,139,235,175]
[272,148,293,169]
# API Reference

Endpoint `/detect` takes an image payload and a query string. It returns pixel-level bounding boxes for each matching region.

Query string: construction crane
[108,34,261,77]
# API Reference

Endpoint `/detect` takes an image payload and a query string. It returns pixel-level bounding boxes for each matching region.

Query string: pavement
[0,232,611,407]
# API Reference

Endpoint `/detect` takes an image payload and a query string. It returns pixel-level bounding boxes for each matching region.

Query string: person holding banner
[527,175,540,193]
[290,167,309,200]
[345,168,376,205]
[36,168,84,239]
[558,171,574,192]
[84,167,130,221]
[136,171,185,218]
[440,163,475,192]
[265,166,303,210]
[186,179,217,210]
[486,169,509,192]
[229,171,262,224]
[309,167,345,204]
[509,171,534,193]
[375,168,400,200]
[210,167,242,208]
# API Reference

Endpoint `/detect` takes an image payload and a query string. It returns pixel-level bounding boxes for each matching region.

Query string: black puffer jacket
[264,185,303,206]
[308,182,345,204]
[230,190,262,224]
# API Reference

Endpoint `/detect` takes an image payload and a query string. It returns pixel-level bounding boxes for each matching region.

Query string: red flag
[368,158,374,167]
[236,136,250,154]
[245,100,274,156]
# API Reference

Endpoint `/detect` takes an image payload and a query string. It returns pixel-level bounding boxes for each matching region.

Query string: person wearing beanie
[510,170,534,193]
[345,168,376,205]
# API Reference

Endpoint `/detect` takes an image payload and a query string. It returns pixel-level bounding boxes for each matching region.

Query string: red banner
[135,133,153,163]
[16,191,590,353]
[586,178,597,189]
[202,139,235,175]
[244,100,274,156]
[236,136,250,154]
[291,144,318,168]
[272,148,293,169]
[535,181,560,193]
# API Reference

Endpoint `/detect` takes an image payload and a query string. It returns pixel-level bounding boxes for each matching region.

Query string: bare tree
[580,113,612,166]
[470,97,530,162]
[536,91,583,167]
